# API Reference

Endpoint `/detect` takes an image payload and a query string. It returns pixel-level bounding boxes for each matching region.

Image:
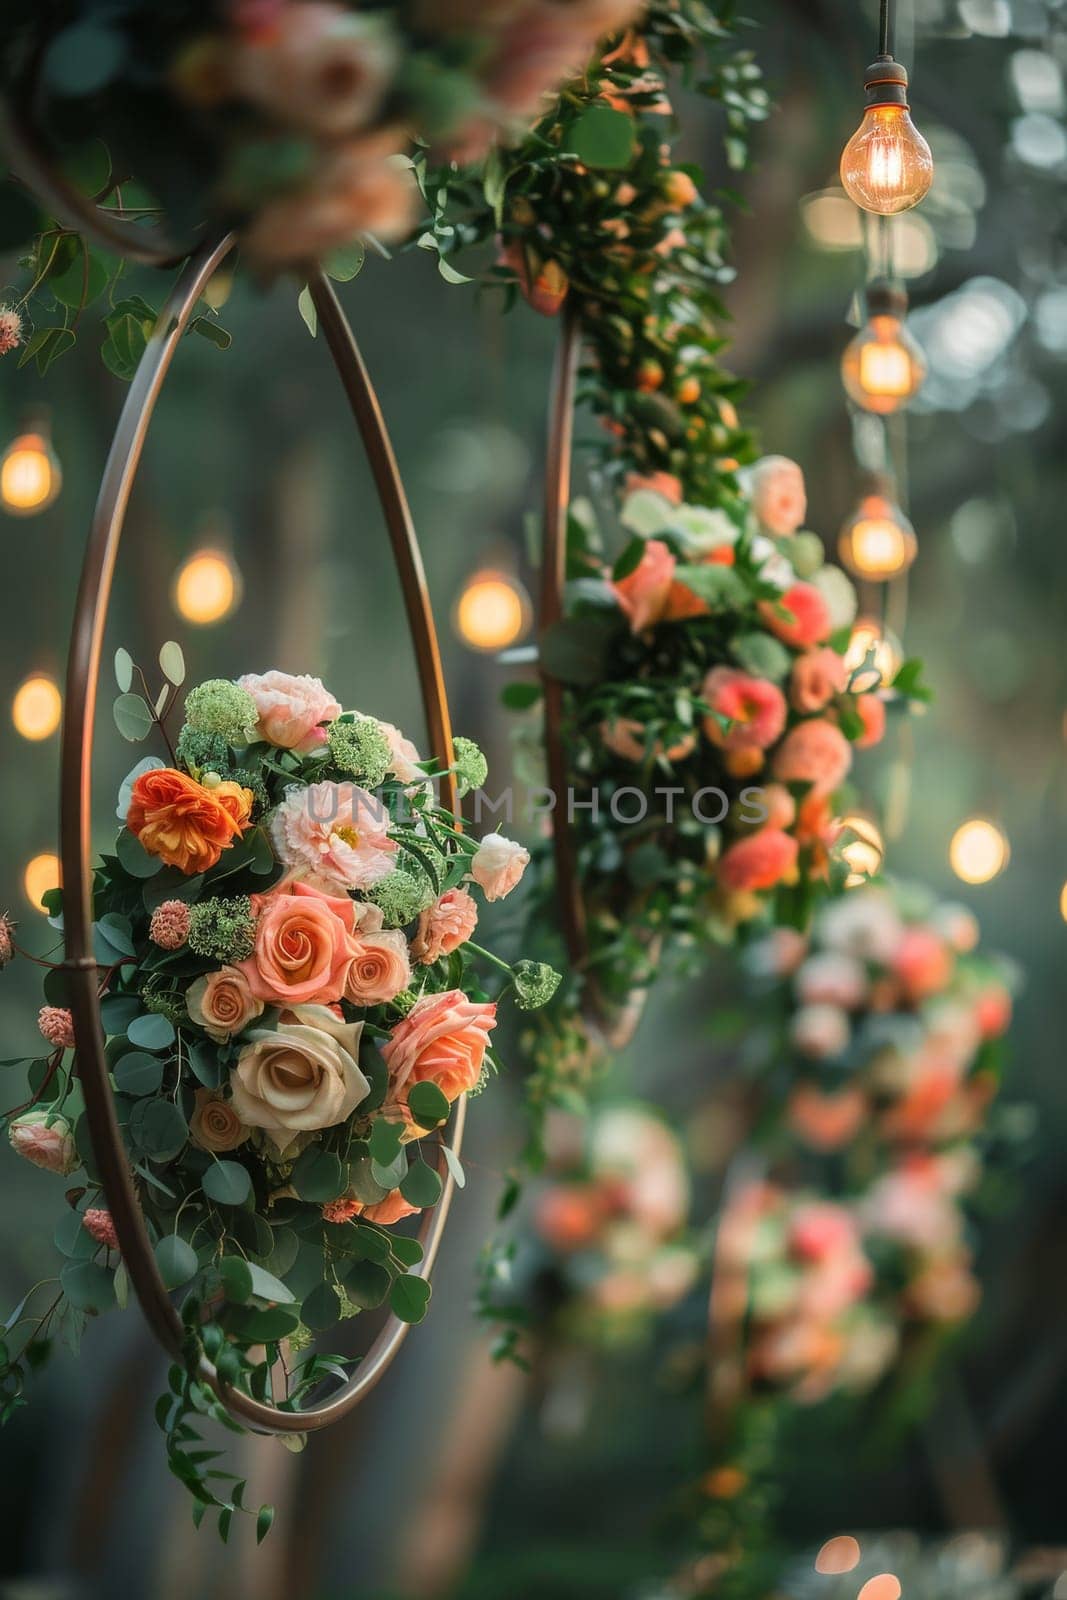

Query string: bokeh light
[12,674,62,741]
[950,818,1009,884]
[838,493,917,580]
[172,549,241,626]
[1059,881,1067,922]
[801,190,863,251]
[843,618,902,687]
[842,307,926,414]
[856,1577,902,1600]
[814,1535,861,1575]
[0,431,62,516]
[453,569,531,652]
[24,852,61,911]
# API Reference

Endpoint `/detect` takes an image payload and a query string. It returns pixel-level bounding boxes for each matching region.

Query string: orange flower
[127,768,253,874]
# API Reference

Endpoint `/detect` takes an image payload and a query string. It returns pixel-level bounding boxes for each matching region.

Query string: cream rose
[750,455,807,536]
[8,1110,78,1175]
[230,1006,369,1149]
[469,833,529,902]
[189,1089,251,1153]
[187,966,265,1042]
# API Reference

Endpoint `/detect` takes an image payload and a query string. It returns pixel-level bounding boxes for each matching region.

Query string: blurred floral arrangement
[528,1102,699,1343]
[0,646,558,1532]
[0,0,642,372]
[424,0,770,503]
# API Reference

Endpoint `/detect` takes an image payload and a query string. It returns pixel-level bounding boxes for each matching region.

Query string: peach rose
[702,667,787,752]
[759,582,832,649]
[187,965,265,1041]
[271,779,397,893]
[854,692,887,748]
[625,471,683,505]
[238,670,342,754]
[344,929,412,1005]
[229,4,397,139]
[975,982,1012,1039]
[787,1086,867,1152]
[189,1089,251,1153]
[230,1005,368,1149]
[381,989,497,1104]
[127,767,254,874]
[773,719,852,793]
[717,828,798,893]
[599,717,696,764]
[750,455,807,536]
[243,138,419,262]
[612,539,675,631]
[891,926,954,1001]
[535,1184,604,1252]
[239,880,360,1006]
[8,1110,78,1175]
[411,887,479,965]
[470,833,529,902]
[790,648,847,713]
[758,783,797,831]
[375,720,427,786]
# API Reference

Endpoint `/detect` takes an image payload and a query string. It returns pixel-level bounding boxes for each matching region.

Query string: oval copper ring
[60,232,465,1431]
[538,310,652,1052]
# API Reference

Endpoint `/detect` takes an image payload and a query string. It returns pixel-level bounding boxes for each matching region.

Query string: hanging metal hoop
[60,233,464,1432]
[539,311,654,1052]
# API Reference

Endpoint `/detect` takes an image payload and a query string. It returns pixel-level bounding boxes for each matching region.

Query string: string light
[24,852,61,911]
[453,567,531,652]
[0,420,62,516]
[950,818,1010,884]
[173,547,241,626]
[838,478,917,580]
[840,1,933,214]
[843,618,902,687]
[842,281,926,413]
[841,814,885,887]
[12,674,62,740]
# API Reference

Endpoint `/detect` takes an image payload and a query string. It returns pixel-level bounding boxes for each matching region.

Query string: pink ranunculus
[702,667,787,752]
[759,582,832,649]
[750,455,807,536]
[8,1110,78,1175]
[794,951,868,1010]
[381,989,497,1104]
[344,929,411,1005]
[853,691,887,749]
[773,719,853,794]
[599,717,696,764]
[239,880,360,1006]
[790,1002,850,1060]
[891,925,955,1001]
[187,965,265,1042]
[787,1085,867,1152]
[238,670,342,754]
[790,648,847,713]
[612,539,676,632]
[410,887,479,965]
[271,779,397,893]
[470,833,529,902]
[717,829,798,893]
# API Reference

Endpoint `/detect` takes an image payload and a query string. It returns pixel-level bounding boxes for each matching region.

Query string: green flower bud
[327,717,392,788]
[187,896,257,963]
[511,960,563,1011]
[364,870,434,929]
[452,736,488,798]
[182,679,259,747]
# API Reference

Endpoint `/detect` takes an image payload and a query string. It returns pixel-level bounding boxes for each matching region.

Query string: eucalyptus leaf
[202,1161,252,1207]
[114,648,134,693]
[389,1274,431,1324]
[155,1234,198,1290]
[113,693,154,742]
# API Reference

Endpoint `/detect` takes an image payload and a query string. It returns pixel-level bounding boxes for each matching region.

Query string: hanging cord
[879,0,895,58]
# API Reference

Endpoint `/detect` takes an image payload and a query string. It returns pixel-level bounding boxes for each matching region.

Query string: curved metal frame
[539,311,652,1051]
[60,233,464,1432]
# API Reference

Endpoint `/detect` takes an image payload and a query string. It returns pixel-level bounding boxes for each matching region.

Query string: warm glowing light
[841,102,934,214]
[844,618,902,687]
[24,852,61,911]
[12,674,62,740]
[453,569,531,652]
[815,1535,862,1575]
[801,189,864,251]
[842,300,926,414]
[856,1576,902,1600]
[838,493,917,581]
[950,818,1009,885]
[1060,881,1067,921]
[1,431,61,515]
[173,549,241,625]
[841,815,884,887]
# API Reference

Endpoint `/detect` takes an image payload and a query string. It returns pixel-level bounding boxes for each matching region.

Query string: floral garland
[0,0,642,372]
[424,0,769,503]
[0,648,558,1532]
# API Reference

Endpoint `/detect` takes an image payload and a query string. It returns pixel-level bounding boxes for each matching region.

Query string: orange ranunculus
[127,768,254,874]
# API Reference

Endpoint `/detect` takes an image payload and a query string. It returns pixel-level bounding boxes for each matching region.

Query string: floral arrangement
[0,0,641,372]
[528,459,921,1011]
[528,1102,699,1342]
[424,0,769,503]
[0,646,558,1531]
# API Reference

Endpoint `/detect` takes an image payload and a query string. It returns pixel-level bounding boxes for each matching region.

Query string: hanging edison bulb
[0,417,62,516]
[840,58,933,215]
[173,547,242,626]
[453,567,531,652]
[12,674,62,740]
[841,281,926,413]
[838,478,917,581]
[840,813,885,888]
